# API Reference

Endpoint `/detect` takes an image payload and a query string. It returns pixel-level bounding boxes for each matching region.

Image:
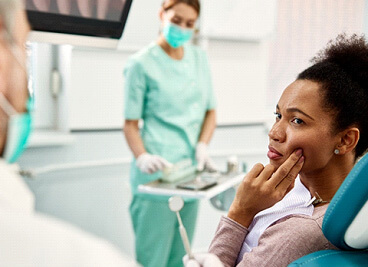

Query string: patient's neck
[299,154,355,202]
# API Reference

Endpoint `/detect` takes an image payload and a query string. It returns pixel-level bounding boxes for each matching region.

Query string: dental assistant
[123,0,216,266]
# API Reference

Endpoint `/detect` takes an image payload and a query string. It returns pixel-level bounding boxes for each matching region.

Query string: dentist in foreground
[0,0,138,265]
[123,0,216,266]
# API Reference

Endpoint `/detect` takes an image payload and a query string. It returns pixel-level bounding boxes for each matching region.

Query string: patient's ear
[337,127,360,154]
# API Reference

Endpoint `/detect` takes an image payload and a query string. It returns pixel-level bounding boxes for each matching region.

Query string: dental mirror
[169,195,184,212]
[168,196,193,259]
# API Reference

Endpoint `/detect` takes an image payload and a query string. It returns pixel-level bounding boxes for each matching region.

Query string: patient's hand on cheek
[228,149,304,228]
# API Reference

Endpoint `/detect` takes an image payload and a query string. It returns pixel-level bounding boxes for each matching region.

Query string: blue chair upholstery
[289,154,368,266]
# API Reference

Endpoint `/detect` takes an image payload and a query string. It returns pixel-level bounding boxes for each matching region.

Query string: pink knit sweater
[208,205,338,267]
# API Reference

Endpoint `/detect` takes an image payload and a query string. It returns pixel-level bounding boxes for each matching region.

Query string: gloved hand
[136,153,173,174]
[196,142,217,172]
[183,253,224,267]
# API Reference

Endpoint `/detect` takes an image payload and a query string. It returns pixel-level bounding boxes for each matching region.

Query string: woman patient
[186,34,368,267]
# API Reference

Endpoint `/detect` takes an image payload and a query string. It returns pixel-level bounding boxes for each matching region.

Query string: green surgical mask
[0,93,33,163]
[163,22,194,48]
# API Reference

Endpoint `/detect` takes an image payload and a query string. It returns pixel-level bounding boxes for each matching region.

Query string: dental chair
[289,154,368,266]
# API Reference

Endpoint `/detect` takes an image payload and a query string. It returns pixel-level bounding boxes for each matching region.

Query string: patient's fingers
[270,149,303,187]
[248,163,265,179]
[258,164,276,181]
[276,156,304,192]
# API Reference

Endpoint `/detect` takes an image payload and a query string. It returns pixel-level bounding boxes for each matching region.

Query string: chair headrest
[322,154,368,250]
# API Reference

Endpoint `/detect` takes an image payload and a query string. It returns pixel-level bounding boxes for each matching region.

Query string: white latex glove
[195,142,217,172]
[183,253,224,267]
[136,153,172,174]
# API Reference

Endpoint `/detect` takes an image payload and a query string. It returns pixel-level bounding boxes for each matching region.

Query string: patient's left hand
[183,253,224,267]
[228,149,304,228]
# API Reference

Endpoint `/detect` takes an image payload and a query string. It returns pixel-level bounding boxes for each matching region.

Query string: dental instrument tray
[138,170,245,199]
[176,177,218,191]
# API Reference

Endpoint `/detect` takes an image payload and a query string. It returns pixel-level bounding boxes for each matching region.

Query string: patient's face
[268,79,339,174]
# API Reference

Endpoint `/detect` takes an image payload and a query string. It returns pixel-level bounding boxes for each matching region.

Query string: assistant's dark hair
[162,0,200,15]
[297,34,368,159]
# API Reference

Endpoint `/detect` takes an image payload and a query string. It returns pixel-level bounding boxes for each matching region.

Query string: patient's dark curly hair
[297,34,368,159]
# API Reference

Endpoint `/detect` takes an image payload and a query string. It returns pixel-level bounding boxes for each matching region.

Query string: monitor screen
[26,0,133,39]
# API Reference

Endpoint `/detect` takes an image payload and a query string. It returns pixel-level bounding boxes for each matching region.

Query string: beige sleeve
[209,215,337,267]
[208,216,249,267]
[236,216,337,267]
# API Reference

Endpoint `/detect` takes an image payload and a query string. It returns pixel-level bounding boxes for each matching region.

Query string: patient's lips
[267,146,283,160]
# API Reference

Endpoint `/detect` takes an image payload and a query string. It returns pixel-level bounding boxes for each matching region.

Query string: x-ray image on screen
[26,0,127,21]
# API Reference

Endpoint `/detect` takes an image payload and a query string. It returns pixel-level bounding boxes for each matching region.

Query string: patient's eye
[274,112,281,121]
[291,118,304,125]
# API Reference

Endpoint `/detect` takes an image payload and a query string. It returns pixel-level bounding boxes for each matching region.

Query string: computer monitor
[26,0,133,48]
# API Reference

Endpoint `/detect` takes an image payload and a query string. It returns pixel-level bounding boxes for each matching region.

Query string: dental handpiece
[169,196,194,259]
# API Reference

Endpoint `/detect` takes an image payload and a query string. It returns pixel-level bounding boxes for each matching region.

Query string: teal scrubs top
[124,43,216,197]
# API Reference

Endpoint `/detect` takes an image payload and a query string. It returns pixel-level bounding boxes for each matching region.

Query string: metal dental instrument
[168,196,194,259]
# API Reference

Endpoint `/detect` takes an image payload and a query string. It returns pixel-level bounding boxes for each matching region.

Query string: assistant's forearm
[198,109,216,144]
[123,123,146,159]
